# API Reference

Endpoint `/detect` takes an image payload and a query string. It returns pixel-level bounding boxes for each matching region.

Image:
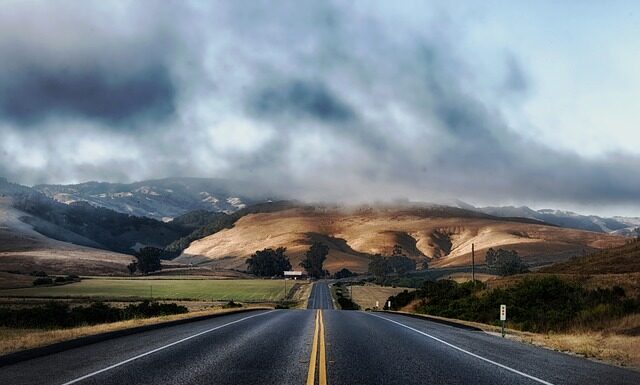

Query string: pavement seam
[367,312,555,385]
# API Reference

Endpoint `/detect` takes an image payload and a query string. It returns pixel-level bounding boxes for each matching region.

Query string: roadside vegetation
[385,276,640,333]
[0,300,187,329]
[332,282,359,310]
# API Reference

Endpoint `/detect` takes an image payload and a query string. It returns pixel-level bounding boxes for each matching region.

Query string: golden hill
[541,238,640,274]
[178,206,626,273]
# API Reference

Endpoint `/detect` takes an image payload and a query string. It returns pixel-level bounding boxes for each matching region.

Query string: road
[307,281,334,309]
[1,282,639,385]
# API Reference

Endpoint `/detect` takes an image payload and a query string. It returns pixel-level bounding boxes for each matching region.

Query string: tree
[368,254,388,278]
[246,247,292,277]
[133,247,163,274]
[334,268,356,279]
[485,248,528,276]
[300,242,329,278]
[368,246,417,278]
[127,261,138,275]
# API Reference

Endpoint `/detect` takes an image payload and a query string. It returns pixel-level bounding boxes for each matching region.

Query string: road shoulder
[0,307,271,367]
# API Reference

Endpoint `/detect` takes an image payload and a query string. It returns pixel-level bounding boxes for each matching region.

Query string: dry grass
[179,206,624,273]
[293,281,313,309]
[0,306,271,356]
[351,284,410,309]
[0,272,33,289]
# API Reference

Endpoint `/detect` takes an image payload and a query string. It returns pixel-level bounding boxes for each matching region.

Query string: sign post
[500,304,507,337]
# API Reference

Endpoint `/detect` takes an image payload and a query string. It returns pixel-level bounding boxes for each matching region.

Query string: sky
[1,0,640,216]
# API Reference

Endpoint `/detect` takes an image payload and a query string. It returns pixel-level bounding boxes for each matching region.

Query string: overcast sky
[1,1,640,216]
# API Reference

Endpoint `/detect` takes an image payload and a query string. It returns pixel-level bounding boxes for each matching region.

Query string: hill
[1,178,192,255]
[541,238,640,274]
[0,197,133,275]
[34,177,271,220]
[177,205,626,273]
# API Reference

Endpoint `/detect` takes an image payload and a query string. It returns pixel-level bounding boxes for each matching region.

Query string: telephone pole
[471,243,475,284]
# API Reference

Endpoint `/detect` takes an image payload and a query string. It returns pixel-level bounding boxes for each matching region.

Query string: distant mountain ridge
[0,178,192,254]
[34,177,271,220]
[459,203,640,237]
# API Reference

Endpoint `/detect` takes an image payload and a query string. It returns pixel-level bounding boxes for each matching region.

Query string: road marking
[306,310,328,385]
[319,310,327,385]
[368,313,555,385]
[59,310,275,385]
[306,310,320,385]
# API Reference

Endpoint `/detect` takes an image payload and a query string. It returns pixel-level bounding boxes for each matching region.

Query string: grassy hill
[541,238,640,274]
[178,205,625,273]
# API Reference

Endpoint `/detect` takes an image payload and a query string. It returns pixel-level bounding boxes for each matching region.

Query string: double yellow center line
[306,310,328,385]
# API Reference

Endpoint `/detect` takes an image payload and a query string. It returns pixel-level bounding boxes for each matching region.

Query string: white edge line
[60,310,275,385]
[367,313,555,385]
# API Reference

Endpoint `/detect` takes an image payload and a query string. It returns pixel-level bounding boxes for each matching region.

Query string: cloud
[249,79,355,123]
[0,1,639,214]
[0,64,175,126]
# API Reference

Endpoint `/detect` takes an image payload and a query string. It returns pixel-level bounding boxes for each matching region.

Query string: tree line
[245,242,330,278]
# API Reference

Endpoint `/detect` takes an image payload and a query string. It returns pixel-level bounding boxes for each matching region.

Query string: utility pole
[471,243,475,284]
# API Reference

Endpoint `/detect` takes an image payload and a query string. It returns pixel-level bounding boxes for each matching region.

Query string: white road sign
[500,305,507,321]
[284,271,303,276]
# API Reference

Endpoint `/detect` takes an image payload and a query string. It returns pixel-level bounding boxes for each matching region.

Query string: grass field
[0,278,287,301]
[350,284,411,310]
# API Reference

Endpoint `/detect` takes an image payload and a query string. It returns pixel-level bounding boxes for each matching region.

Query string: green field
[0,278,286,301]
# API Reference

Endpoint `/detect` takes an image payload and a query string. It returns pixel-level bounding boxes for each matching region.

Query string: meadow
[0,278,286,301]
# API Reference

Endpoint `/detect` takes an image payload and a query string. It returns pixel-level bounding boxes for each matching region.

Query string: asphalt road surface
[307,281,334,309]
[1,283,639,385]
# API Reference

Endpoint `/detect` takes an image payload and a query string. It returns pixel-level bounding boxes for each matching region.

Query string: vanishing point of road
[1,282,638,385]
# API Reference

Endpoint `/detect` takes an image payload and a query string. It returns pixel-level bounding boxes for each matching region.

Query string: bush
[384,276,640,333]
[32,277,53,286]
[0,301,188,329]
[334,268,356,279]
[337,296,360,310]
[222,300,242,309]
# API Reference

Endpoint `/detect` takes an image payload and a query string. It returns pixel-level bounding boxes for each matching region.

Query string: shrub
[385,276,640,333]
[0,301,188,329]
[222,300,243,309]
[32,277,53,286]
[334,268,356,279]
